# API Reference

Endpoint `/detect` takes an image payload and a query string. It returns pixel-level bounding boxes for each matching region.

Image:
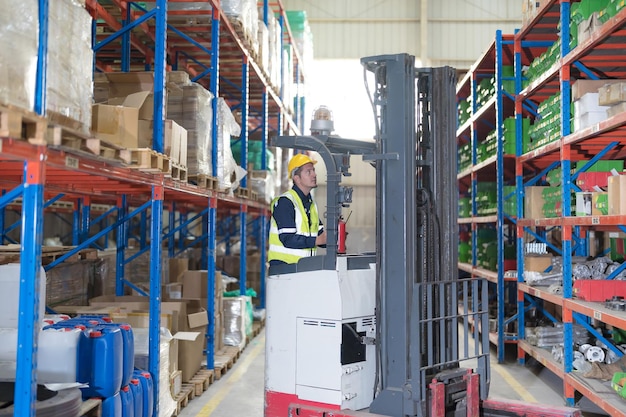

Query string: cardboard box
[578,12,602,45]
[91,91,151,147]
[182,270,207,299]
[572,80,620,101]
[524,254,553,272]
[170,370,182,397]
[222,255,240,278]
[179,300,209,382]
[169,258,189,283]
[592,192,609,215]
[165,120,178,163]
[214,312,224,352]
[110,311,180,374]
[137,119,186,161]
[182,270,222,299]
[525,186,546,219]
[179,127,188,167]
[608,102,626,118]
[105,72,155,99]
[109,93,154,121]
[609,175,626,215]
[163,282,183,300]
[608,82,626,105]
[137,120,154,149]
[89,296,187,333]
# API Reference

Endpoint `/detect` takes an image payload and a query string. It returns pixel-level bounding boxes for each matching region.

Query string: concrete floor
[177,329,609,417]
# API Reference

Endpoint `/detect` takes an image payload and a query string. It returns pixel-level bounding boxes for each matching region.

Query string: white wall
[282,0,522,69]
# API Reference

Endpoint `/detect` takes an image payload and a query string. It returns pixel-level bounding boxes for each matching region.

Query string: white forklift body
[265,256,376,413]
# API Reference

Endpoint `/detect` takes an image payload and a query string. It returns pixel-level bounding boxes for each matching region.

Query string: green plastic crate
[612,372,626,399]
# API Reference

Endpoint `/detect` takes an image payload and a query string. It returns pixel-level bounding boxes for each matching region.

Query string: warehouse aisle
[178,332,266,417]
[178,328,609,417]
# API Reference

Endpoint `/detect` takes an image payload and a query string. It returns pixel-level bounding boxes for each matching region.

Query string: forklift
[264,53,581,417]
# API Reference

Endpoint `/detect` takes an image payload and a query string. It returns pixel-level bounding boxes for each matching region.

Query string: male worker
[268,154,326,266]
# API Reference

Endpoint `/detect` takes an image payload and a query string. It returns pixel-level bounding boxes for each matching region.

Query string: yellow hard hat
[288,154,317,178]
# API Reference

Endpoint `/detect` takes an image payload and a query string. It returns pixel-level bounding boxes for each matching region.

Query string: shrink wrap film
[47,0,93,133]
[0,0,38,110]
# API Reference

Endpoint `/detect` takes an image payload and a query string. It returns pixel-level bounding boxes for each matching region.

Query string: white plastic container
[0,327,81,383]
[0,263,47,329]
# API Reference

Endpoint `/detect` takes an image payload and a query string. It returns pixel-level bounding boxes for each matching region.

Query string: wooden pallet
[171,163,188,182]
[189,174,218,190]
[213,346,241,380]
[189,368,214,396]
[127,148,172,174]
[235,187,251,199]
[0,245,98,266]
[172,384,195,416]
[47,124,100,155]
[79,398,102,417]
[228,17,254,52]
[252,320,264,338]
[45,122,132,165]
[0,104,47,144]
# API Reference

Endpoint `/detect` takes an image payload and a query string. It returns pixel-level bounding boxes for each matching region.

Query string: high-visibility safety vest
[268,189,320,264]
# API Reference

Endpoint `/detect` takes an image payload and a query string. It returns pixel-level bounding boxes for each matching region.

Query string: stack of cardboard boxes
[91,72,188,169]
[217,254,263,303]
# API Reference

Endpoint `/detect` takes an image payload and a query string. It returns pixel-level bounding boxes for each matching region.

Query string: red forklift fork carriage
[288,399,582,417]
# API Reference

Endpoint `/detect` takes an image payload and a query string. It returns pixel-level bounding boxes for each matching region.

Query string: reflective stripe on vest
[268,189,319,264]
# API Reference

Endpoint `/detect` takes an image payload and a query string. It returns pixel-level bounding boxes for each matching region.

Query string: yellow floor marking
[196,334,265,416]
[491,361,538,403]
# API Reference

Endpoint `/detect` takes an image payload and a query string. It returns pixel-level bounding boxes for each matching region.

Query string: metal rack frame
[457,30,517,363]
[515,1,626,414]
[6,0,307,413]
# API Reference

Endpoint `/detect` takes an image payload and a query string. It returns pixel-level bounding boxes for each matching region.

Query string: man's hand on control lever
[316,231,327,246]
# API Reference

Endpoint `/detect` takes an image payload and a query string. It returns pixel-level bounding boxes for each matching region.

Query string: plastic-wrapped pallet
[0,0,38,110]
[180,83,214,177]
[257,21,270,77]
[282,45,294,112]
[249,170,275,204]
[223,296,249,350]
[217,98,241,190]
[267,13,282,89]
[222,0,258,54]
[47,0,93,133]
[133,328,176,417]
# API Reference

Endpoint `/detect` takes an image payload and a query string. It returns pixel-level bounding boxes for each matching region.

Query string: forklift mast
[362,54,490,416]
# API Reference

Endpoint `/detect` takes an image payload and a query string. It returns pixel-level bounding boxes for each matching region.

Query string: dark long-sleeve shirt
[269,185,324,266]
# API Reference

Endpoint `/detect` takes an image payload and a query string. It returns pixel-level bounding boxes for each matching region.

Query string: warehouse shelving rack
[457,30,518,363]
[5,0,306,414]
[515,0,626,414]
